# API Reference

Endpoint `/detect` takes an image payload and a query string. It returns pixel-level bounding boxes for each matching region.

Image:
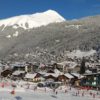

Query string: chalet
[57,74,67,84]
[11,62,39,73]
[57,61,79,73]
[26,62,39,72]
[11,70,26,80]
[57,73,74,84]
[71,73,84,79]
[11,62,28,72]
[25,73,44,82]
[1,69,12,77]
[44,73,58,82]
[70,73,84,86]
[70,65,80,73]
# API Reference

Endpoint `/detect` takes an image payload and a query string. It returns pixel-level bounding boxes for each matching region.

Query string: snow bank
[67,49,96,58]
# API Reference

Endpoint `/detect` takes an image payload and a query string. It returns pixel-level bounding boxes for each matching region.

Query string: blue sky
[0,0,100,20]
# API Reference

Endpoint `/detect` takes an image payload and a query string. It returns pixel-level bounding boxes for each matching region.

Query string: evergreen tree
[80,57,86,74]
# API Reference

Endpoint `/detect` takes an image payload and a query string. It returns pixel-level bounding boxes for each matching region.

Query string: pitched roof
[71,73,84,79]
[44,73,59,77]
[12,71,25,75]
[64,73,74,79]
[57,61,77,69]
[25,73,37,79]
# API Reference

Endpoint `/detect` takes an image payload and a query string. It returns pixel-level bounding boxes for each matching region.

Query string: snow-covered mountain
[0,10,65,29]
[0,10,100,62]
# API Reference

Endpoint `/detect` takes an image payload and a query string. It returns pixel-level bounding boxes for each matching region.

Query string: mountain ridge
[0,10,65,29]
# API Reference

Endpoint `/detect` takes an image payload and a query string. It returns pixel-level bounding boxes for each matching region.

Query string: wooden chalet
[1,69,12,77]
[25,73,44,82]
[11,70,26,80]
[57,73,74,84]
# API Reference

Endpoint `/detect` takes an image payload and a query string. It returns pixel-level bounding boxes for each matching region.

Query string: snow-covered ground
[0,80,100,100]
[0,90,97,100]
[67,49,96,58]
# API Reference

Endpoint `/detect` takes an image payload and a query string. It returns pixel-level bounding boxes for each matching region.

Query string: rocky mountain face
[0,10,100,62]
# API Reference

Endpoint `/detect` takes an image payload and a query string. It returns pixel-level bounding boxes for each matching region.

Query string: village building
[11,62,39,73]
[82,72,100,88]
[11,62,28,72]
[0,63,12,77]
[57,73,74,84]
[1,69,12,77]
[70,73,84,86]
[11,70,26,80]
[24,73,44,82]
[44,73,58,83]
[57,61,80,73]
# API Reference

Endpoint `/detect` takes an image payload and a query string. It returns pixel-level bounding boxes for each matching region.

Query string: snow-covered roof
[54,69,63,75]
[12,71,25,76]
[84,72,100,76]
[38,71,46,75]
[71,73,80,77]
[64,73,74,79]
[57,61,77,69]
[71,73,84,79]
[25,73,37,79]
[44,73,59,77]
[85,70,92,74]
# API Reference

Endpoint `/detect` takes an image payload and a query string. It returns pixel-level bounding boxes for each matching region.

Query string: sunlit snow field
[0,80,99,100]
[0,86,99,100]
